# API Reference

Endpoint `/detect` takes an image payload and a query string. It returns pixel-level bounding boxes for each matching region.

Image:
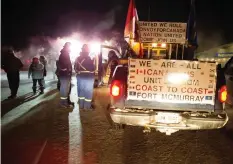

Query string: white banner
[138,21,187,44]
[127,59,217,105]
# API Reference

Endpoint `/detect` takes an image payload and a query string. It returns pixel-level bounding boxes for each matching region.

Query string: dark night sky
[2,0,233,50]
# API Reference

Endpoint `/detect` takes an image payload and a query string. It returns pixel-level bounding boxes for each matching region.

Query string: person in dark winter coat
[55,60,61,90]
[39,55,47,87]
[1,48,23,99]
[28,57,45,94]
[57,42,74,108]
[74,44,95,110]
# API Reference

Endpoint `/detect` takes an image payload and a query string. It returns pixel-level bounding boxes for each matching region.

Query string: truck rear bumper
[110,108,228,131]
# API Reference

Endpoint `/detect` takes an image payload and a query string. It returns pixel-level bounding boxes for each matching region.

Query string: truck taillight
[110,80,121,97]
[219,85,227,103]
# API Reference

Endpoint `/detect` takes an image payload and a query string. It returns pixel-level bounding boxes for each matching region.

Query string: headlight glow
[152,43,157,47]
[90,42,101,53]
[59,37,101,61]
[161,43,166,48]
[69,40,82,60]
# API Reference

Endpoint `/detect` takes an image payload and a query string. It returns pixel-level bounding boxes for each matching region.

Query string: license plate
[155,112,181,124]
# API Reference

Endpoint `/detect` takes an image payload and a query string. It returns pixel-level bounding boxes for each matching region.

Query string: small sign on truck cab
[127,58,217,105]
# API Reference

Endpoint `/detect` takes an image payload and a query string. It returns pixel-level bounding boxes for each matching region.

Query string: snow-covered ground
[2,76,233,164]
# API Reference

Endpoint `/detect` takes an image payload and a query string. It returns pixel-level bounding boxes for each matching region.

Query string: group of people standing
[1,48,47,98]
[2,43,95,111]
[56,42,95,110]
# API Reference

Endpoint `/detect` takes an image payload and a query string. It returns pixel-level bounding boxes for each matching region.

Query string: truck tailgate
[126,59,217,112]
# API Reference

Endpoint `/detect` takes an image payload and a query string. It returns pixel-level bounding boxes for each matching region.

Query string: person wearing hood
[28,57,45,94]
[74,44,95,110]
[1,47,23,99]
[57,42,74,108]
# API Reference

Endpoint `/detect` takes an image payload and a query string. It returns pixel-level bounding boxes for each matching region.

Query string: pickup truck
[108,58,230,135]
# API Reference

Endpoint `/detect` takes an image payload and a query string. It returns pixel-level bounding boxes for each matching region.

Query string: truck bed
[110,59,224,112]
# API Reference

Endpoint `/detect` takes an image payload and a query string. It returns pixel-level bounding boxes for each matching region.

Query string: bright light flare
[69,40,82,59]
[103,40,110,46]
[152,43,157,47]
[152,43,166,48]
[161,43,166,48]
[55,36,102,61]
[60,38,82,60]
[167,73,190,84]
[90,42,101,53]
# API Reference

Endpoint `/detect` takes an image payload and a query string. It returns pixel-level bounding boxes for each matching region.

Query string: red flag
[124,0,139,42]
